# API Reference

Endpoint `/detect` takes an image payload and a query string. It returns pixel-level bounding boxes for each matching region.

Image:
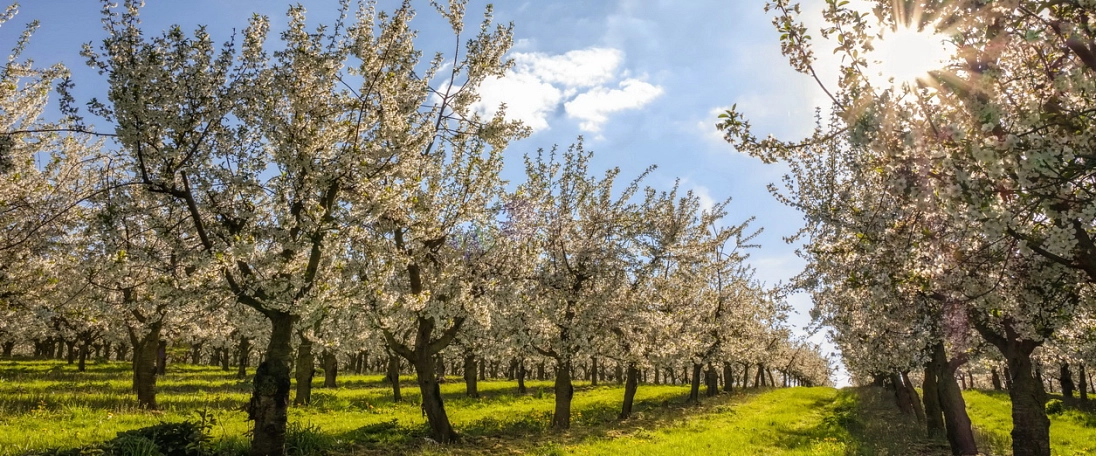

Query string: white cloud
[472,72,562,131]
[470,47,661,133]
[512,47,623,89]
[564,78,663,132]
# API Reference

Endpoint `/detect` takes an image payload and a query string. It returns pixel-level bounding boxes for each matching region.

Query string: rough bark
[414,353,455,443]
[973,318,1051,456]
[248,311,295,456]
[127,323,161,410]
[619,362,639,419]
[902,371,926,424]
[293,332,314,406]
[890,372,914,416]
[552,358,574,429]
[931,343,978,455]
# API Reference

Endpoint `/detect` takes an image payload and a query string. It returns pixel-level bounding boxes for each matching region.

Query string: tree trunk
[516,359,527,394]
[590,357,599,386]
[991,368,1003,390]
[1004,366,1013,389]
[723,362,734,392]
[220,347,231,371]
[294,333,314,406]
[891,372,914,416]
[191,342,203,365]
[688,363,703,403]
[619,362,639,419]
[706,364,719,397]
[248,311,295,456]
[923,363,945,437]
[77,340,90,372]
[1003,343,1051,456]
[463,353,479,397]
[65,340,76,364]
[1060,363,1075,399]
[1079,364,1088,402]
[931,343,978,455]
[323,349,338,388]
[414,353,455,443]
[552,358,574,429]
[1,341,13,358]
[238,338,252,380]
[901,371,926,423]
[387,349,402,402]
[127,323,161,410]
[155,340,167,376]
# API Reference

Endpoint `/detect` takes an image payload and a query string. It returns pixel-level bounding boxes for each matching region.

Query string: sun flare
[869,25,952,88]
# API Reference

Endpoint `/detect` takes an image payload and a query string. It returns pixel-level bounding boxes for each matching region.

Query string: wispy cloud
[565,78,662,132]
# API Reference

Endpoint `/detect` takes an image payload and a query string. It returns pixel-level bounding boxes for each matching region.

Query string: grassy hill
[0,360,1093,455]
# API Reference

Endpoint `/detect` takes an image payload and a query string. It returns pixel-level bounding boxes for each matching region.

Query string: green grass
[964,389,1096,456]
[3,359,1095,455]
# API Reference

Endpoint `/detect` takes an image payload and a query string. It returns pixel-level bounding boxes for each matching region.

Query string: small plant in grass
[1047,399,1065,415]
[285,421,333,456]
[108,434,163,456]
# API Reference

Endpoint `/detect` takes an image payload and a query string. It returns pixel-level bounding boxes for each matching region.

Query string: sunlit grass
[964,389,1096,456]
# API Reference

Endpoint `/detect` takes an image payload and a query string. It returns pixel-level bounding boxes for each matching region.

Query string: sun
[868,25,952,88]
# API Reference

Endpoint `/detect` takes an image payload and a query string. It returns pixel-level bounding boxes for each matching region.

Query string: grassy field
[0,359,1093,455]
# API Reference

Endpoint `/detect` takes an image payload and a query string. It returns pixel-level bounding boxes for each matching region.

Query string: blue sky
[4,0,845,382]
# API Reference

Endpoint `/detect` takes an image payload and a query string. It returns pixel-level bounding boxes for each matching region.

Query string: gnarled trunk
[516,359,527,394]
[723,362,734,392]
[127,322,162,410]
[931,342,978,455]
[1080,364,1088,402]
[619,362,639,419]
[248,311,295,456]
[414,354,455,443]
[706,364,719,397]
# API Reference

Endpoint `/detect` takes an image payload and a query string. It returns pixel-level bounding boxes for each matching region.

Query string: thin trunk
[387,349,402,402]
[766,367,776,388]
[293,333,314,406]
[552,358,574,429]
[463,353,478,398]
[237,338,251,380]
[65,340,76,364]
[741,363,750,388]
[77,340,90,372]
[723,362,734,392]
[619,362,639,419]
[1060,363,1075,399]
[248,311,295,456]
[902,371,926,423]
[220,347,230,371]
[991,368,1003,390]
[516,359,527,394]
[155,340,167,376]
[891,372,914,416]
[688,363,703,403]
[706,364,719,397]
[932,342,978,455]
[1079,364,1088,402]
[590,357,599,386]
[322,349,337,388]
